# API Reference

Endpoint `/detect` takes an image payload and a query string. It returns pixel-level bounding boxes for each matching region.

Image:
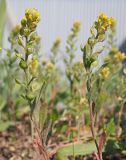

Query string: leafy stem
[87,69,102,160]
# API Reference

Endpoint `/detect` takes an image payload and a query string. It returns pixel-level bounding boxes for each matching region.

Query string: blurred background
[1,0,126,56]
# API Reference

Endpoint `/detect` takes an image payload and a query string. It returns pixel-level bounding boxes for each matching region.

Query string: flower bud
[21,16,27,26]
[26,93,34,101]
[18,36,24,46]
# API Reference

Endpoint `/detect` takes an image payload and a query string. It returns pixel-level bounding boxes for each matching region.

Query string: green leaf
[0,121,14,132]
[56,141,97,160]
[53,91,69,105]
[0,99,6,111]
[104,138,120,155]
[39,101,48,131]
[16,106,30,118]
[30,97,36,115]
[85,43,91,55]
[105,118,115,136]
[0,0,6,46]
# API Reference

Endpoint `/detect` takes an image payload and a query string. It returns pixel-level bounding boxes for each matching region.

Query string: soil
[0,116,126,160]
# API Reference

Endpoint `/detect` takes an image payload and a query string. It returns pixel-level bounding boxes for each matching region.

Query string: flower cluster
[79,97,87,106]
[99,67,110,79]
[51,37,61,56]
[16,9,41,57]
[82,13,117,73]
[25,8,40,22]
[114,52,126,63]
[73,20,81,33]
[105,48,126,64]
[46,62,55,71]
[96,13,116,34]
[20,8,40,35]
[53,37,61,48]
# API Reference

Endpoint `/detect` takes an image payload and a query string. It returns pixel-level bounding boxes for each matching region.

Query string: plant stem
[116,101,124,137]
[89,101,101,160]
[87,74,102,160]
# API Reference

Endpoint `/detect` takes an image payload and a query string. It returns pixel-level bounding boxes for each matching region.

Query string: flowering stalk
[12,8,50,159]
[81,13,116,160]
[64,21,81,141]
[15,8,41,115]
[65,20,81,94]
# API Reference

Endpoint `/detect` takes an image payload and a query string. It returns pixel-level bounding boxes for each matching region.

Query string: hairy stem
[87,74,102,160]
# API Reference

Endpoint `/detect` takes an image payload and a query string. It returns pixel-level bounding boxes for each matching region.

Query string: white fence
[4,0,126,56]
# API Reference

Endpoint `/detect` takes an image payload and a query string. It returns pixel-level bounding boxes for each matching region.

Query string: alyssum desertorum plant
[81,13,116,160]
[12,8,51,159]
[5,8,126,159]
[65,20,81,94]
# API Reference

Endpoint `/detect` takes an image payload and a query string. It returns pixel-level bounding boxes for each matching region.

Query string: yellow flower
[25,8,40,22]
[97,13,115,34]
[73,20,81,32]
[46,62,55,71]
[98,13,108,22]
[80,97,87,105]
[110,47,119,55]
[51,37,61,54]
[24,8,40,31]
[114,52,126,63]
[100,67,110,79]
[109,17,116,29]
[29,59,39,73]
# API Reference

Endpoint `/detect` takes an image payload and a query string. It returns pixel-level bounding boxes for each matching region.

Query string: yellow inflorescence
[79,97,87,105]
[25,8,40,23]
[21,8,40,31]
[97,13,116,34]
[100,67,110,79]
[54,37,61,47]
[73,20,81,32]
[114,52,126,63]
[109,17,116,29]
[46,62,55,71]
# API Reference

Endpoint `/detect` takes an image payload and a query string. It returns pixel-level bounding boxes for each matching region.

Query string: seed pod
[26,93,34,101]
[19,60,28,70]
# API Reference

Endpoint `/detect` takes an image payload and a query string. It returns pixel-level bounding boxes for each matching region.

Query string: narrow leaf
[39,101,48,131]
